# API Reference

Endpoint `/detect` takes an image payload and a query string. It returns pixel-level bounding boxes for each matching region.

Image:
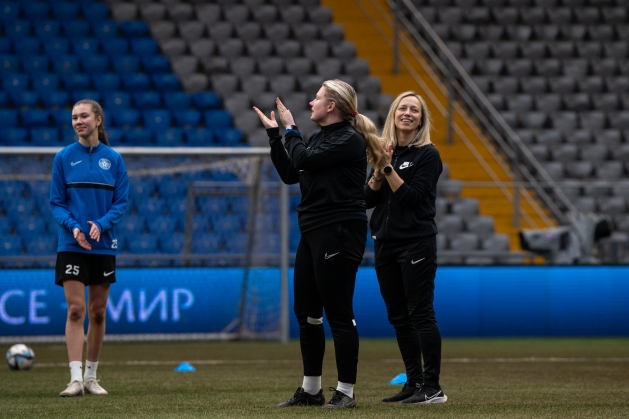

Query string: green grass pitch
[1,338,628,418]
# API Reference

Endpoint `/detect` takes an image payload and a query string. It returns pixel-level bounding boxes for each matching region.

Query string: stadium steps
[321,0,556,250]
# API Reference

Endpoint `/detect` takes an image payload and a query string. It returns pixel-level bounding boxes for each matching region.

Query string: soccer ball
[6,344,35,371]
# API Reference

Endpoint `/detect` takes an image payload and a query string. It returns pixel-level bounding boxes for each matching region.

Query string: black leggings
[375,235,442,388]
[293,220,367,384]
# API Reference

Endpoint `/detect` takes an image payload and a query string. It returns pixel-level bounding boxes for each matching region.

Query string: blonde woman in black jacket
[365,91,447,404]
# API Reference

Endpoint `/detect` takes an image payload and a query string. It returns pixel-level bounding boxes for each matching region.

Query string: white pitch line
[32,357,629,369]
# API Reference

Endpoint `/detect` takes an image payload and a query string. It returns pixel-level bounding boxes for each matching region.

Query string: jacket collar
[74,141,102,154]
[321,120,351,137]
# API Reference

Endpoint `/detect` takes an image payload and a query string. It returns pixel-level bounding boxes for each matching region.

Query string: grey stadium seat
[171,56,198,77]
[281,5,306,23]
[604,42,629,59]
[234,113,263,135]
[150,21,176,41]
[270,75,297,97]
[241,75,268,96]
[541,162,565,180]
[561,179,582,200]
[357,77,381,95]
[596,161,624,180]
[507,95,533,112]
[304,41,330,61]
[223,93,250,114]
[248,128,270,147]
[308,7,333,25]
[283,92,309,111]
[315,58,343,80]
[576,196,597,212]
[299,75,325,97]
[451,198,479,220]
[565,161,594,178]
[505,25,532,41]
[253,5,278,22]
[111,3,138,21]
[438,215,465,234]
[208,22,233,42]
[438,180,463,197]
[181,74,208,93]
[521,77,547,95]
[536,130,563,145]
[580,112,606,130]
[576,42,602,59]
[345,59,370,78]
[235,22,262,42]
[321,24,344,43]
[479,25,503,41]
[591,59,618,77]
[190,39,215,58]
[551,144,578,162]
[263,23,290,42]
[140,4,166,22]
[592,93,619,112]
[534,59,562,77]
[580,143,608,163]
[224,5,249,25]
[551,111,578,130]
[178,22,205,42]
[331,42,357,62]
[464,42,490,59]
[562,59,589,78]
[159,39,187,56]
[217,39,244,58]
[292,23,319,42]
[449,233,479,251]
[529,144,549,161]
[274,40,301,59]
[520,42,546,59]
[594,130,621,146]
[210,74,239,97]
[506,59,533,77]
[195,4,221,24]
[201,56,229,73]
[608,111,629,129]
[258,57,284,75]
[247,40,273,59]
[565,129,592,145]
[533,25,559,41]
[286,58,313,76]
[482,234,510,251]
[492,8,518,25]
[534,94,562,112]
[466,216,495,239]
[578,77,604,94]
[520,112,547,129]
[168,4,193,22]
[230,57,256,77]
[563,93,591,111]
[598,197,627,216]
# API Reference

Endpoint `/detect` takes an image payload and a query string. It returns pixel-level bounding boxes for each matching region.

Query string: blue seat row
[0,37,158,57]
[0,127,242,146]
[0,20,132,40]
[1,73,180,93]
[0,2,107,22]
[0,54,170,75]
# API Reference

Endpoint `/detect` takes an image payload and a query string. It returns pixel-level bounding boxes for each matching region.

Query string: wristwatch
[285,124,299,130]
[383,165,394,175]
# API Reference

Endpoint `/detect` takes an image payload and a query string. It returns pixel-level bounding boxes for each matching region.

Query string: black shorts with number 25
[55,252,117,287]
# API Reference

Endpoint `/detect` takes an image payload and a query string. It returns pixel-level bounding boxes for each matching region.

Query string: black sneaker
[400,384,448,404]
[276,387,325,407]
[322,387,356,409]
[382,382,419,402]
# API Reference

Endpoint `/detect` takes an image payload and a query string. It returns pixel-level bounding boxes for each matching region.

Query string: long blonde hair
[382,91,432,149]
[322,79,381,166]
[73,99,109,146]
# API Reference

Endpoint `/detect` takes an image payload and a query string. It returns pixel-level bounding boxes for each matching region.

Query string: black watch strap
[286,124,299,130]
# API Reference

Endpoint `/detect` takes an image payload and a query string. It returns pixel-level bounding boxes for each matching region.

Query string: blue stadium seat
[191,215,211,233]
[10,91,38,108]
[109,109,139,128]
[0,2,20,22]
[121,74,150,91]
[4,21,31,39]
[184,129,214,146]
[26,236,56,255]
[70,90,101,103]
[0,39,10,54]
[133,92,161,109]
[52,55,79,73]
[63,20,90,38]
[21,55,49,74]
[141,56,170,74]
[192,92,220,109]
[81,55,109,74]
[138,197,165,216]
[34,21,60,38]
[127,234,157,254]
[214,128,243,146]
[51,109,71,128]
[62,73,91,90]
[120,21,149,38]
[0,236,23,256]
[192,233,222,254]
[147,215,179,235]
[0,217,13,235]
[30,128,60,146]
[1,181,24,199]
[112,55,140,74]
[53,3,80,20]
[124,128,154,145]
[40,92,69,109]
[224,233,247,254]
[229,196,250,213]
[23,3,50,20]
[152,74,180,91]
[16,216,46,237]
[172,110,201,128]
[143,110,171,131]
[61,127,76,141]
[72,39,100,56]
[0,109,19,127]
[102,91,131,110]
[13,38,40,54]
[129,180,155,200]
[5,198,35,218]
[167,197,187,218]
[101,38,128,57]
[0,55,19,73]
[106,128,124,144]
[163,92,190,110]
[255,233,280,253]
[96,74,121,92]
[158,179,187,198]
[0,92,7,107]
[204,111,232,129]
[155,129,184,146]
[119,215,145,235]
[92,20,118,39]
[211,215,242,234]
[159,233,184,254]
[130,38,157,57]
[0,128,27,144]
[20,110,50,127]
[82,3,110,22]
[42,38,70,56]
[197,197,229,213]
[32,73,59,92]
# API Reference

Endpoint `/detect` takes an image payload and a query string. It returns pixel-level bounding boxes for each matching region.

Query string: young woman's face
[395,96,422,134]
[309,85,332,124]
[72,104,101,138]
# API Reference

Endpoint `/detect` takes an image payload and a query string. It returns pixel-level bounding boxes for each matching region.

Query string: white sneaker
[60,380,84,397]
[83,378,108,395]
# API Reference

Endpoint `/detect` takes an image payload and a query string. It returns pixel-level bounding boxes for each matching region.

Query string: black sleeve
[364,167,381,209]
[393,147,442,209]
[284,130,363,171]
[268,128,300,185]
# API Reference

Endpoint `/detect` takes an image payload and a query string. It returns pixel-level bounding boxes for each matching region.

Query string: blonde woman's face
[395,96,421,133]
[309,86,331,124]
[72,104,101,138]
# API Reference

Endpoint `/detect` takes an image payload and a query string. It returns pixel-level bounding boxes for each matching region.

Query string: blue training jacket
[50,141,129,255]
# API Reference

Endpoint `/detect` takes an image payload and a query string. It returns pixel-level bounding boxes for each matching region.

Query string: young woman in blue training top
[50,99,129,397]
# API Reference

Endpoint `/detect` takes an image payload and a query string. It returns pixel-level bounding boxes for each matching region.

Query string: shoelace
[290,387,303,401]
[327,387,345,403]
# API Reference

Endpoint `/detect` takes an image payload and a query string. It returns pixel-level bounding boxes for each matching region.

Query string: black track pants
[293,220,367,384]
[375,235,442,388]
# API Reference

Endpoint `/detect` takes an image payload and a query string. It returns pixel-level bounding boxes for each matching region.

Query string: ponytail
[73,99,109,146]
[322,79,382,167]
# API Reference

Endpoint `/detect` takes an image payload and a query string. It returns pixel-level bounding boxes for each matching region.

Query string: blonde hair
[73,99,109,146]
[322,79,381,166]
[382,91,432,149]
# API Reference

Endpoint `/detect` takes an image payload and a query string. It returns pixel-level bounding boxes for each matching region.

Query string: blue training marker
[388,372,407,385]
[175,362,196,372]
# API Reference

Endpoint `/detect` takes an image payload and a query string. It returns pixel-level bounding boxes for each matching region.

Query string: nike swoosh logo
[103,271,114,277]
[411,258,425,264]
[325,252,339,259]
[71,160,82,166]
[425,391,443,401]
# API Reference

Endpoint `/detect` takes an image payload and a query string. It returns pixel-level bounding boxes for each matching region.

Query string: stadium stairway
[322,0,556,250]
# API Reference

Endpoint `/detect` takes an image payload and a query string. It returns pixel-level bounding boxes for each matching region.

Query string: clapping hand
[252,105,279,129]
[73,228,92,251]
[275,97,295,128]
[379,143,394,170]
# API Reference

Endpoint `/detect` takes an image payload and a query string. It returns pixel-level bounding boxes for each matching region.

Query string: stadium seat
[81,55,109,74]
[92,20,118,39]
[53,3,79,20]
[63,20,90,38]
[125,128,154,145]
[133,92,161,109]
[20,110,50,127]
[172,110,201,128]
[101,38,128,57]
[184,129,214,146]
[159,233,184,255]
[0,236,23,256]
[127,235,158,254]
[121,74,150,92]
[32,73,59,92]
[30,128,60,146]
[141,56,170,74]
[0,128,27,145]
[143,110,171,131]
[191,92,220,110]
[113,55,140,74]
[10,91,39,109]
[120,21,148,38]
[152,74,180,91]
[109,109,139,128]
[163,92,191,110]
[147,215,179,236]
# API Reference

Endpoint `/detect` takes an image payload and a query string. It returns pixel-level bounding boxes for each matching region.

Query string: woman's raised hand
[275,97,295,128]
[379,143,394,169]
[253,106,279,129]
